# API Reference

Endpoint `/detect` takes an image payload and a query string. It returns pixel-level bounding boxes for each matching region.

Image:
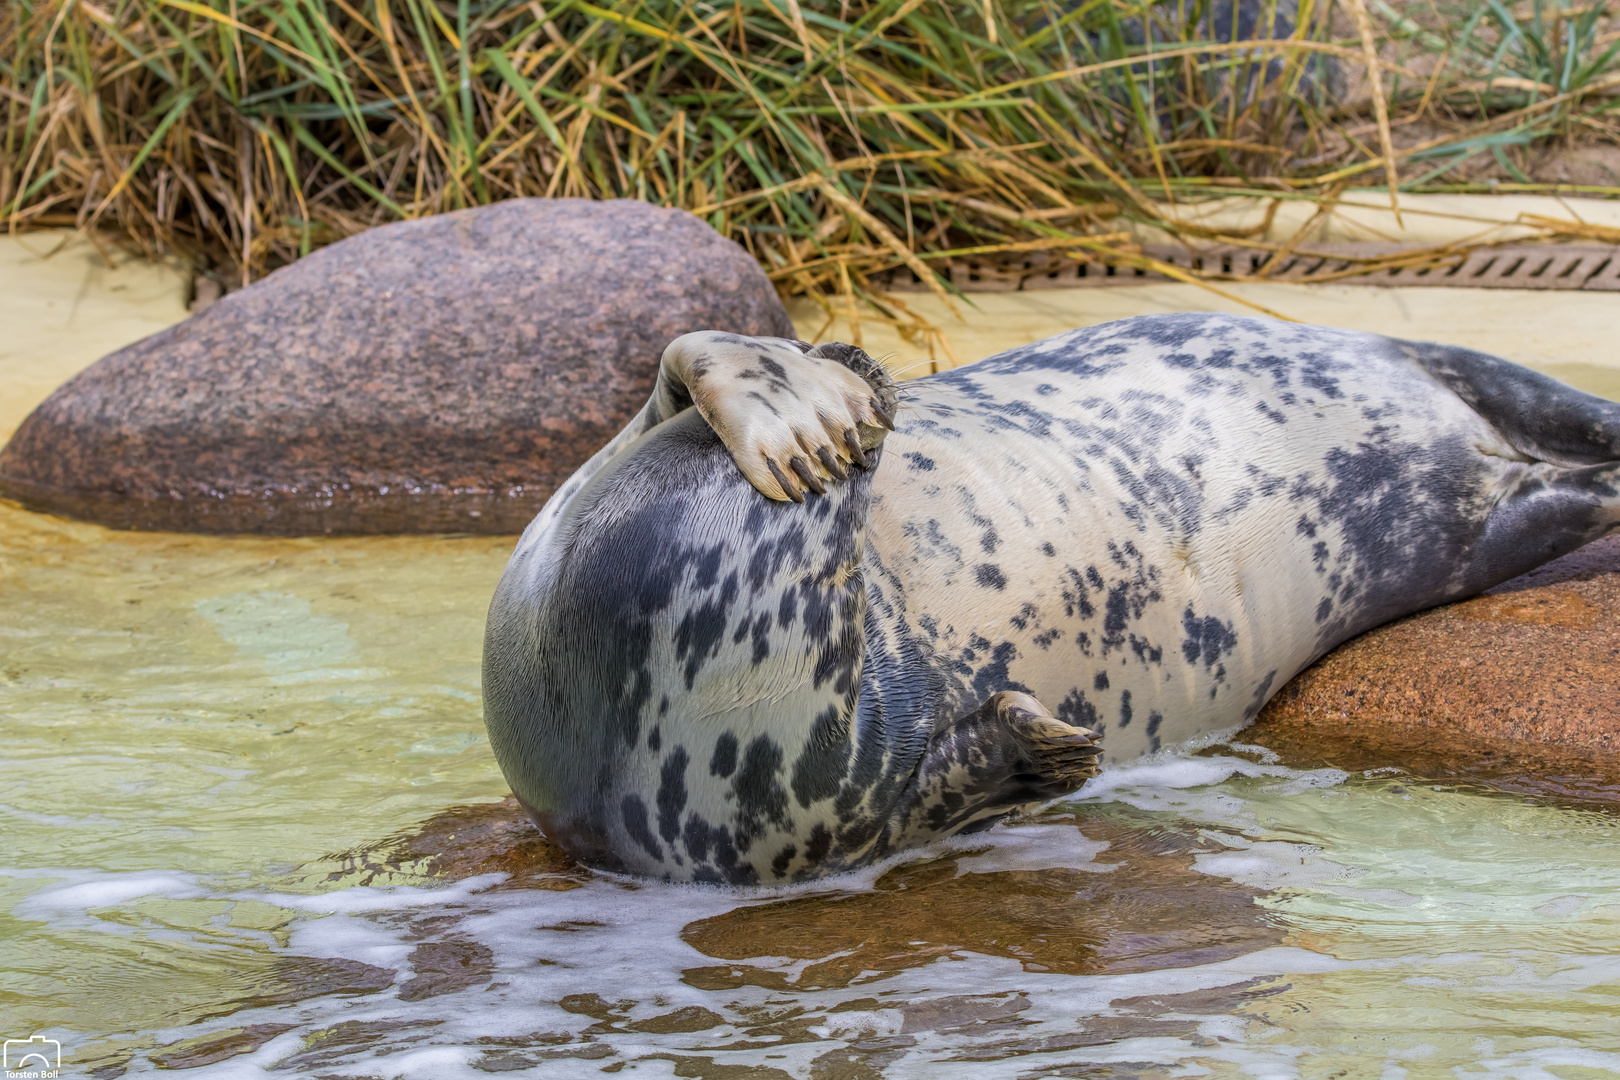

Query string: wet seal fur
[483,314,1620,883]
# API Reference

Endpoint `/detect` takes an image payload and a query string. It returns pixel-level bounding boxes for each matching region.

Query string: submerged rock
[1253,534,1620,764]
[366,797,1282,985]
[0,199,793,534]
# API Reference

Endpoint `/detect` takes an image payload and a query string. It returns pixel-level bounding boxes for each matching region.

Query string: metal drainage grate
[871,242,1620,293]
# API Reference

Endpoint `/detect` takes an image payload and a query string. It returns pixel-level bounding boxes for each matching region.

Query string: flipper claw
[656,332,897,502]
[844,428,870,469]
[817,445,849,481]
[767,458,805,503]
[790,455,827,495]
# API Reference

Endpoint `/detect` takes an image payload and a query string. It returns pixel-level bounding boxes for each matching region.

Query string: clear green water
[2,499,1619,1079]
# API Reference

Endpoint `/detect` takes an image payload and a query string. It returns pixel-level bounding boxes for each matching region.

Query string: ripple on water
[2,501,1620,1077]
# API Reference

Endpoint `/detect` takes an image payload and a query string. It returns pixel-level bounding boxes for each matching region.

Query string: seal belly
[863,314,1594,760]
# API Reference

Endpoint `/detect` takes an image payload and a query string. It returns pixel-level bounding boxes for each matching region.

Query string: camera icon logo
[3,1036,61,1074]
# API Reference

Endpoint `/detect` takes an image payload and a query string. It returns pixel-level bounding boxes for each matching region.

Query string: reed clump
[5,0,1620,336]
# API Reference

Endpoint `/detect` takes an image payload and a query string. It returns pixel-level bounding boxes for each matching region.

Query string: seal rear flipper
[1465,458,1620,591]
[1411,342,1620,591]
[891,691,1103,845]
[1413,343,1620,467]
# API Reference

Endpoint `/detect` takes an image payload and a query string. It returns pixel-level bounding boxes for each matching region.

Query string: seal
[483,314,1620,884]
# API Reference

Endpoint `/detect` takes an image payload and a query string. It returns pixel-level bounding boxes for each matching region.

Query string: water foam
[11,747,1620,1078]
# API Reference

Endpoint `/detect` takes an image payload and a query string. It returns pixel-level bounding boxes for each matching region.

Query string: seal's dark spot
[1181,607,1238,670]
[770,844,798,878]
[970,641,1021,701]
[1060,566,1097,620]
[1057,689,1099,729]
[657,748,690,843]
[751,617,772,665]
[675,571,740,690]
[734,736,788,850]
[1130,635,1164,665]
[904,452,936,471]
[691,543,725,591]
[1301,363,1344,400]
[1243,671,1278,721]
[976,564,1007,590]
[683,813,714,862]
[802,823,833,869]
[620,795,662,861]
[1256,400,1289,425]
[792,705,851,809]
[1094,671,1110,691]
[709,733,738,778]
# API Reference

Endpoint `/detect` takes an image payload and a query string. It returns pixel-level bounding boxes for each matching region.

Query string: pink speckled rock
[1252,534,1620,771]
[0,199,793,534]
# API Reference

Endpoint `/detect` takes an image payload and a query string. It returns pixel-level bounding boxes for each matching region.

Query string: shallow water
[3,500,1619,1079]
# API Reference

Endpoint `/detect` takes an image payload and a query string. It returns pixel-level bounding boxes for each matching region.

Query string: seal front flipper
[659,332,899,501]
[892,691,1103,844]
[515,333,894,541]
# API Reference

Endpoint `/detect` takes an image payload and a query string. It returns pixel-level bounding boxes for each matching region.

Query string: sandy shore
[1,232,188,442]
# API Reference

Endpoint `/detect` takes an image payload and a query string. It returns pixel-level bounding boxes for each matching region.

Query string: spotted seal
[483,314,1620,883]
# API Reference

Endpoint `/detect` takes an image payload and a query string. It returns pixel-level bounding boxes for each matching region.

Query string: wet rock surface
[146,1024,298,1070]
[347,794,583,888]
[0,198,792,535]
[96,796,1288,1077]
[1252,533,1620,776]
[677,812,1282,990]
[379,798,1282,986]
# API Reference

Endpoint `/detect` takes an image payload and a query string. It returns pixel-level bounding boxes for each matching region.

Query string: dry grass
[5,0,1620,350]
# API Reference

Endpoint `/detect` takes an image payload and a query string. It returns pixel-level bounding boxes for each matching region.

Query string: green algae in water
[3,501,1620,1076]
[0,504,514,877]
[0,503,513,1036]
